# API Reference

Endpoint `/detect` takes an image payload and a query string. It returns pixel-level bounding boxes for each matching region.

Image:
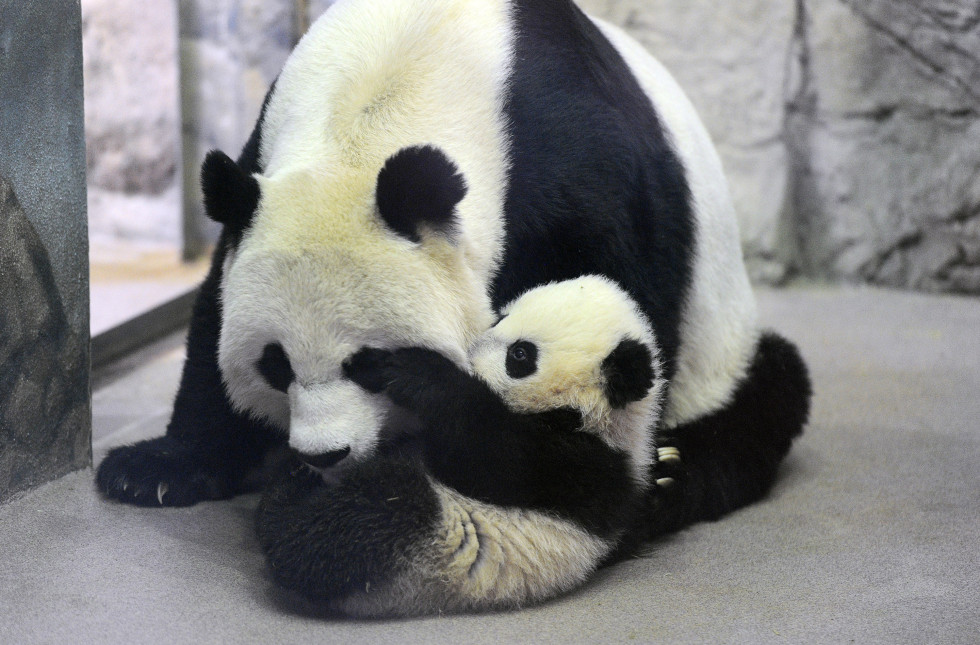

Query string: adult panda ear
[601,339,655,409]
[375,145,467,243]
[200,150,260,230]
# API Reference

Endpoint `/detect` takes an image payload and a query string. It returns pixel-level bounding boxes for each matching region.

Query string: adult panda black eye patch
[257,343,294,393]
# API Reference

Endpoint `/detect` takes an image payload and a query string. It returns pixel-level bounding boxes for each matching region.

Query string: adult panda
[97,0,811,539]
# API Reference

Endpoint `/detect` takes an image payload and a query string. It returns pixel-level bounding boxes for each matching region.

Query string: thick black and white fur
[257,276,676,615]
[97,0,810,550]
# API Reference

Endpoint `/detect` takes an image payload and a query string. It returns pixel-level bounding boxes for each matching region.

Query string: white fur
[470,276,665,484]
[258,0,513,285]
[288,380,387,458]
[218,0,514,458]
[591,18,760,427]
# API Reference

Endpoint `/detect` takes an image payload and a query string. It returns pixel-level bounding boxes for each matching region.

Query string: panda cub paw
[344,346,458,412]
[342,347,392,393]
[653,446,682,488]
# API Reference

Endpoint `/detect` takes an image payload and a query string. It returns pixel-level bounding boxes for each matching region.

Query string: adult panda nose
[288,379,387,471]
[296,446,351,469]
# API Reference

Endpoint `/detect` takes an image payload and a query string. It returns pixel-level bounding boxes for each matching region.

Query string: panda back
[499,2,758,425]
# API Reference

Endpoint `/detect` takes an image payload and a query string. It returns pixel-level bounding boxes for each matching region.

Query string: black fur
[297,447,350,469]
[96,231,285,506]
[344,346,640,538]
[646,331,811,537]
[602,339,654,408]
[375,145,467,243]
[201,150,260,232]
[498,0,694,383]
[256,455,440,600]
[257,343,294,393]
[203,78,276,248]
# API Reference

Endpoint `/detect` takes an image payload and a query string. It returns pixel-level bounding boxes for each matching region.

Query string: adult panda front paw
[96,436,236,507]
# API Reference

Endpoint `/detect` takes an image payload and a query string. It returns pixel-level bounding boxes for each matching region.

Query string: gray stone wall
[0,1,91,502]
[582,0,980,294]
[787,0,980,292]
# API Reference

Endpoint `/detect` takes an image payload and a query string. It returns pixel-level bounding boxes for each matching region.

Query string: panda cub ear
[601,339,655,409]
[201,150,260,231]
[376,145,467,243]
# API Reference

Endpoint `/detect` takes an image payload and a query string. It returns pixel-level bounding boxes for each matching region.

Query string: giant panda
[96,0,810,543]
[256,276,680,616]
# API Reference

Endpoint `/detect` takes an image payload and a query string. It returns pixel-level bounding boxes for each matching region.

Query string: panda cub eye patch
[257,343,295,393]
[506,340,538,379]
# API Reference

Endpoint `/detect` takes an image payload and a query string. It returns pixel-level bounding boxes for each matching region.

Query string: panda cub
[256,275,679,617]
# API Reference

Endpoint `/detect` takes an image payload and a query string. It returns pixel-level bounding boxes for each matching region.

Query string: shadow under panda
[256,276,682,616]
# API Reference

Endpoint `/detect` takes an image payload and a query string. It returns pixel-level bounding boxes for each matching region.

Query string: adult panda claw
[96,437,238,507]
[657,447,681,464]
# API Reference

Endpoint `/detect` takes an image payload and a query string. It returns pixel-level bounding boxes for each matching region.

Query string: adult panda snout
[287,379,388,467]
[295,446,351,469]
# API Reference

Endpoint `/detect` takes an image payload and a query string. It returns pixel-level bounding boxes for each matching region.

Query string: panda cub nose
[296,446,351,469]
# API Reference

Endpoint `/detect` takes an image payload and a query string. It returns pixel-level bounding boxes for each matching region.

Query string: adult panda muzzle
[287,379,389,469]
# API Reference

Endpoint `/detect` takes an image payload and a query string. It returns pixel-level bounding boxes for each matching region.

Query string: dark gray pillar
[0,0,91,503]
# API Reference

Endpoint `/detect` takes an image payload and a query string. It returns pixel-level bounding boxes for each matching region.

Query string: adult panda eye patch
[257,343,294,393]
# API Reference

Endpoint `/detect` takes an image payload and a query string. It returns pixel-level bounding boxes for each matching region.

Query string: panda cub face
[469,276,665,478]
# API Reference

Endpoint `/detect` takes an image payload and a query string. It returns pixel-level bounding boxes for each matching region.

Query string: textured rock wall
[0,2,91,503]
[787,0,980,292]
[583,0,980,294]
[0,181,90,503]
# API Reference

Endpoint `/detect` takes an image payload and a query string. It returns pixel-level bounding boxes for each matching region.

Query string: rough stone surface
[0,179,90,504]
[0,1,91,502]
[578,0,798,283]
[581,0,980,294]
[0,0,90,332]
[787,0,980,293]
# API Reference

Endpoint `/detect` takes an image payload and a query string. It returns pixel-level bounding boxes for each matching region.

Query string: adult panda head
[469,275,666,482]
[202,144,495,469]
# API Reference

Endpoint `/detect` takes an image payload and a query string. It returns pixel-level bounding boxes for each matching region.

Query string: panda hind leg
[256,455,441,607]
[646,331,812,536]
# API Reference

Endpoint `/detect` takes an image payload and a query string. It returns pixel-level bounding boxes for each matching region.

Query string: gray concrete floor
[2,286,978,644]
